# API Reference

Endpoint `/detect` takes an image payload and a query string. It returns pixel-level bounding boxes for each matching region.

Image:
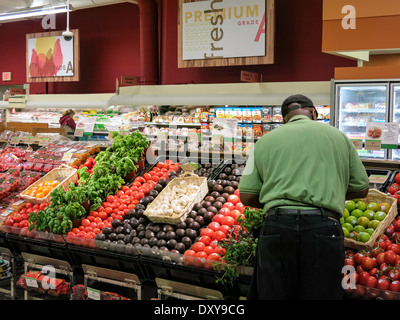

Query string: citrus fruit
[351,209,364,218]
[345,200,356,212]
[374,211,387,222]
[342,228,350,237]
[362,209,375,220]
[357,216,370,228]
[365,228,375,235]
[353,225,366,234]
[378,203,391,213]
[367,202,379,212]
[356,201,367,212]
[368,219,381,230]
[340,217,345,224]
[343,208,350,219]
[348,231,359,240]
[357,232,371,243]
[342,223,354,232]
[345,216,358,226]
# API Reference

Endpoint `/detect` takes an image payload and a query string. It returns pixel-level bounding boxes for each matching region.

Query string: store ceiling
[0,0,137,17]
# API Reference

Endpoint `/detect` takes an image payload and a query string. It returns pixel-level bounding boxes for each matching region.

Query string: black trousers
[247,208,345,300]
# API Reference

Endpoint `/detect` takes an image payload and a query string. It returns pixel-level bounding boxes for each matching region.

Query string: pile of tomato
[3,202,49,235]
[66,160,181,246]
[183,189,246,269]
[345,214,400,300]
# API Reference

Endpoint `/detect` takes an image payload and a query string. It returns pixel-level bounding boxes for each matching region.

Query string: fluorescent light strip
[0,6,69,22]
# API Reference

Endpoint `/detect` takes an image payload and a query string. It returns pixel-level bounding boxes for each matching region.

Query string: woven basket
[344,189,397,250]
[19,164,78,204]
[144,171,209,224]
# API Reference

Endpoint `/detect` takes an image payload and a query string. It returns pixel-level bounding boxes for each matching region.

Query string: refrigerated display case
[334,82,389,159]
[390,84,400,160]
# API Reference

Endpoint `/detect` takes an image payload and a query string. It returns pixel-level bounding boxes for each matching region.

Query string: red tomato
[134,176,146,183]
[121,185,129,192]
[96,222,105,230]
[135,192,145,200]
[88,216,95,222]
[219,224,231,235]
[208,222,221,232]
[198,235,211,246]
[200,228,214,238]
[223,202,235,210]
[213,230,226,241]
[156,162,164,168]
[227,194,240,205]
[229,209,241,222]
[234,189,240,197]
[192,241,206,253]
[195,251,208,259]
[143,173,152,181]
[106,195,115,203]
[102,202,112,208]
[204,246,214,256]
[221,216,235,227]
[131,181,142,188]
[234,203,245,212]
[219,208,231,216]
[98,211,107,220]
[25,202,34,209]
[213,213,224,225]
[207,253,221,261]
[81,219,91,227]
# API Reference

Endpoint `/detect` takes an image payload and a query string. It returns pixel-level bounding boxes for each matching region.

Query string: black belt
[265,207,340,222]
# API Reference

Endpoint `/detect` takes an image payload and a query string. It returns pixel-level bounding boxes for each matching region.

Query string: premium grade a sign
[182,0,265,60]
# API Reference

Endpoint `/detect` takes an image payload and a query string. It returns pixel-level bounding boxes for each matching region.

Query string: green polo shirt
[238,115,369,216]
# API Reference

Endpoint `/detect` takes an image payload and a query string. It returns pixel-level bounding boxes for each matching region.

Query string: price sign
[22,136,35,145]
[61,152,73,162]
[38,137,51,146]
[157,131,168,141]
[365,139,382,150]
[10,137,20,145]
[74,129,84,137]
[25,277,39,288]
[350,139,363,150]
[87,287,101,300]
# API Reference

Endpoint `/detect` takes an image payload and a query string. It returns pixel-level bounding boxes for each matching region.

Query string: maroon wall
[0,0,356,95]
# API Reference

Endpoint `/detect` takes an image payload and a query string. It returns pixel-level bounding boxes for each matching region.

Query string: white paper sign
[182,0,265,60]
[366,122,399,149]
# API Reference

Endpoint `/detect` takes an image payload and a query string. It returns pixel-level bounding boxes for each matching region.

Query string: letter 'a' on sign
[341,5,356,30]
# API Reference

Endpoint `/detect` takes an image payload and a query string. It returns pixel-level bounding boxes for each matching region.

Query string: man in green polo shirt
[239,94,369,300]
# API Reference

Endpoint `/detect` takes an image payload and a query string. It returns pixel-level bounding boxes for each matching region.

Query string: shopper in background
[59,109,77,138]
[238,94,369,300]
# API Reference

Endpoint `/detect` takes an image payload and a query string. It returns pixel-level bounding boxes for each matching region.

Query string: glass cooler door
[390,84,400,160]
[336,84,388,159]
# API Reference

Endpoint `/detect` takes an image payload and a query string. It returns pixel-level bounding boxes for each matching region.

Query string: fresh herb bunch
[27,131,150,234]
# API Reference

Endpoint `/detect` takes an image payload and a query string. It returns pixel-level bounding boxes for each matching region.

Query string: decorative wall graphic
[26,29,80,82]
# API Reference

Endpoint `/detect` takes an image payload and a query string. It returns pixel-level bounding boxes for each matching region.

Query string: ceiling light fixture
[0,5,70,22]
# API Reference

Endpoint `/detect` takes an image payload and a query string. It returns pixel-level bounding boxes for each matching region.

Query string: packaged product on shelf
[253,124,263,139]
[271,123,283,130]
[208,108,216,122]
[242,108,253,123]
[262,123,272,135]
[224,107,235,119]
[216,108,225,118]
[233,107,243,122]
[201,111,209,122]
[243,124,253,138]
[234,141,244,152]
[236,124,244,139]
[252,107,262,123]
[272,107,283,122]
[261,106,273,122]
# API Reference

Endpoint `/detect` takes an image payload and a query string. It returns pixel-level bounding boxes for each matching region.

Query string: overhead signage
[182,0,265,60]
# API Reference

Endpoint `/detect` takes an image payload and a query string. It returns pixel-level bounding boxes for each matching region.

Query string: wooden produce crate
[19,164,78,204]
[144,172,208,224]
[344,189,397,250]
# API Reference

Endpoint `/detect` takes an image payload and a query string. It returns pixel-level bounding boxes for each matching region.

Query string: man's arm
[346,187,369,200]
[240,192,263,209]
